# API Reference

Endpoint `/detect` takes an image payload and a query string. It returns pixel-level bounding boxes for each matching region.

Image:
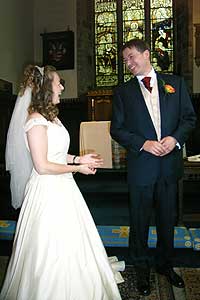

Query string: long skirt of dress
[0,172,123,300]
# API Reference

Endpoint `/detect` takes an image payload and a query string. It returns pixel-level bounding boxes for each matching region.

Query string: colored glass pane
[122,0,145,79]
[150,0,173,73]
[151,0,172,8]
[95,0,118,87]
[123,0,145,42]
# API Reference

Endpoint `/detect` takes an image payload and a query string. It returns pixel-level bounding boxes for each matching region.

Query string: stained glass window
[123,0,145,41]
[95,0,118,87]
[151,0,174,73]
[94,0,174,87]
[122,0,145,81]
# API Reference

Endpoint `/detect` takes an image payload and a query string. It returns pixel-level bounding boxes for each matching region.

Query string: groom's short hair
[121,39,150,55]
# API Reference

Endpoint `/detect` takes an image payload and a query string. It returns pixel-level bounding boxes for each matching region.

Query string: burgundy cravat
[142,76,152,93]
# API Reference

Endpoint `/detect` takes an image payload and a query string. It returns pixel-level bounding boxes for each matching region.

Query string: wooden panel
[0,80,14,164]
[87,90,112,121]
[58,99,87,154]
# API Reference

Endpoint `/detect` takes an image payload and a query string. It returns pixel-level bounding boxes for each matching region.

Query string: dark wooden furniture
[186,93,200,156]
[0,80,19,220]
[58,98,88,154]
[87,89,112,121]
[75,163,200,227]
[178,161,200,225]
[0,80,14,166]
[75,168,129,225]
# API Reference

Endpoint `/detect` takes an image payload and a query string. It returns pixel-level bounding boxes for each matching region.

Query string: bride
[0,65,124,300]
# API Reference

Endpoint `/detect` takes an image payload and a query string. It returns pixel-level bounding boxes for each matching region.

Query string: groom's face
[123,47,150,76]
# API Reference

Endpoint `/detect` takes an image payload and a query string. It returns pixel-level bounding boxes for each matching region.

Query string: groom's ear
[143,49,150,60]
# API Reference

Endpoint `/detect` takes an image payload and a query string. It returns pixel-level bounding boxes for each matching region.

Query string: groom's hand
[143,140,166,156]
[159,136,177,156]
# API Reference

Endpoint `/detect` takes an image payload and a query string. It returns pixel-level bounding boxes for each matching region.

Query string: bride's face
[52,72,64,104]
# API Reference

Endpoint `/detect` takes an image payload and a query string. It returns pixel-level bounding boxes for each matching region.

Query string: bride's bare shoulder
[27,112,43,121]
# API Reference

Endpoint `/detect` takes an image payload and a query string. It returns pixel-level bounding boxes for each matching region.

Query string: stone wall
[77,0,95,96]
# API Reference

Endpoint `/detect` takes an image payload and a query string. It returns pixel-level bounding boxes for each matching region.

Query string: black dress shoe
[156,266,185,288]
[136,279,151,296]
[135,267,151,296]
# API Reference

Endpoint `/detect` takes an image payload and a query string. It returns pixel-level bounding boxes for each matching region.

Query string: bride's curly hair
[19,64,59,121]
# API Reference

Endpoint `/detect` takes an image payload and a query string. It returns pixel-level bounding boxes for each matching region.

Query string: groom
[110,39,196,296]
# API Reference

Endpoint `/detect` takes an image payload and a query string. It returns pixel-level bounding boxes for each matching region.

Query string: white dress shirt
[137,68,161,141]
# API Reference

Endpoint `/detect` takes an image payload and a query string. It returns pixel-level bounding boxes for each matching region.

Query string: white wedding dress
[0,117,123,300]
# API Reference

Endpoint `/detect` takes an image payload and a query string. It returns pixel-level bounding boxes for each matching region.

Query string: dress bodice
[24,117,70,165]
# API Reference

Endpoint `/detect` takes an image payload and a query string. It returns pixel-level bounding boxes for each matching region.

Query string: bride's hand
[78,164,96,175]
[79,153,103,168]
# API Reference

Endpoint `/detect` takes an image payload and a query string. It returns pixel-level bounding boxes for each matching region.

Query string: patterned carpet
[119,266,200,300]
[119,265,174,300]
[172,268,200,300]
[0,256,200,299]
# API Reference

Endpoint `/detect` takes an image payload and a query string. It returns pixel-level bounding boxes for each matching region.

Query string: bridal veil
[5,87,33,209]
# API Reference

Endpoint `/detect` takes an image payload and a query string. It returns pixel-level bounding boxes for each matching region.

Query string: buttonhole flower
[160,80,176,94]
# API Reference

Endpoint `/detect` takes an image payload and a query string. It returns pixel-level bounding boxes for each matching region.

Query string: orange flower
[164,84,176,94]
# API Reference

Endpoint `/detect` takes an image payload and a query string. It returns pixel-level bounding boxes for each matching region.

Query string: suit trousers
[128,178,177,268]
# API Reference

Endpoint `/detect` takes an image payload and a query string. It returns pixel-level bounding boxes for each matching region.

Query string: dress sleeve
[24,117,48,132]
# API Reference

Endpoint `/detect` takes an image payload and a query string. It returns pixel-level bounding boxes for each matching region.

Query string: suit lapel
[157,73,167,138]
[157,73,166,100]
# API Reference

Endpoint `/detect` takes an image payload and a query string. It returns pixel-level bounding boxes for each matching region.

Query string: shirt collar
[137,68,156,83]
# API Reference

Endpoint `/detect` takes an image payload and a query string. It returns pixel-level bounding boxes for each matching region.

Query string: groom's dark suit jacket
[110,73,196,185]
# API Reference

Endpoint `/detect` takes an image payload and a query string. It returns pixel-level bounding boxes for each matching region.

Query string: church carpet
[119,266,200,300]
